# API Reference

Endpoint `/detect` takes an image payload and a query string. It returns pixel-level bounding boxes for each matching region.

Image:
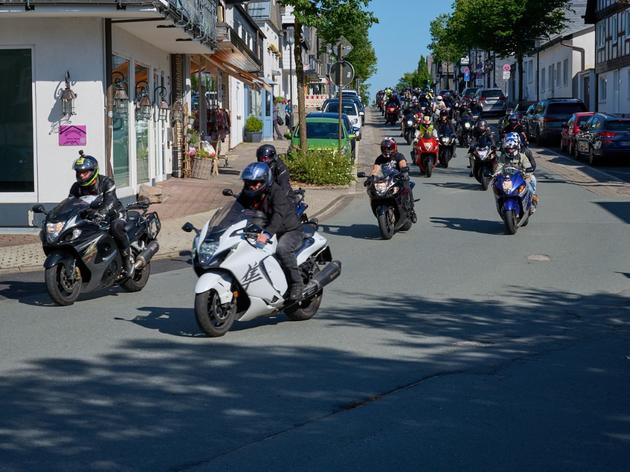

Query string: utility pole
[337,42,343,153]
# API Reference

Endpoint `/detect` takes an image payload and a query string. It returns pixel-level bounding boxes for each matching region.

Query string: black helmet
[439,110,449,121]
[256,144,278,169]
[72,151,99,187]
[380,138,397,158]
[241,162,273,199]
[508,114,519,126]
[476,120,488,133]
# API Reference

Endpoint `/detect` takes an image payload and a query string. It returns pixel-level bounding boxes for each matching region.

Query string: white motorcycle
[182,190,342,337]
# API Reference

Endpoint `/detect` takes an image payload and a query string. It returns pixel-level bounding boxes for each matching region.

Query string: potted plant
[244,115,263,143]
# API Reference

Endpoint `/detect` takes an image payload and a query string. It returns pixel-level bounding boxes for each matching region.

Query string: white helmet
[436,95,443,101]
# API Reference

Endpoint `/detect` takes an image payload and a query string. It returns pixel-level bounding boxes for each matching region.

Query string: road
[0,112,629,472]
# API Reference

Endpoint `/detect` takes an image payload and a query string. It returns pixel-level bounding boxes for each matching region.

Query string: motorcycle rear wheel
[45,263,81,306]
[377,207,396,240]
[504,210,518,235]
[285,291,322,321]
[399,220,413,231]
[122,262,151,292]
[425,158,434,178]
[195,289,236,337]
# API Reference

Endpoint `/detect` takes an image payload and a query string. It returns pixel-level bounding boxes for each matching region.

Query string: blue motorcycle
[492,165,534,234]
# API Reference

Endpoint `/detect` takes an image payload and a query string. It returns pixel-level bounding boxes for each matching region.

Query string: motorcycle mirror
[31,204,47,214]
[222,188,234,197]
[357,171,366,178]
[181,222,196,233]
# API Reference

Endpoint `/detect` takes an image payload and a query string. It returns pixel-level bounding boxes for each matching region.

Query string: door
[262,90,273,139]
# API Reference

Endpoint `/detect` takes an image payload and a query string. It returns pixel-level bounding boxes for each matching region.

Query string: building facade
[585,0,630,114]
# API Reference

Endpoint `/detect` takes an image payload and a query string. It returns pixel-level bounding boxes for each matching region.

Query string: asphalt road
[1,114,629,472]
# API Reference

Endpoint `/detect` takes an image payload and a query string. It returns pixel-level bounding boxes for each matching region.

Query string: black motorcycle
[457,117,474,147]
[357,167,415,240]
[401,110,418,144]
[32,196,161,305]
[438,129,456,168]
[471,145,498,191]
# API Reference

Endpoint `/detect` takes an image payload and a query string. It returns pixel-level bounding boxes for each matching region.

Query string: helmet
[508,113,519,126]
[422,115,432,126]
[476,120,488,133]
[439,110,449,120]
[72,152,99,187]
[241,162,273,199]
[436,95,443,102]
[503,132,521,157]
[411,96,419,104]
[256,144,278,169]
[380,138,397,158]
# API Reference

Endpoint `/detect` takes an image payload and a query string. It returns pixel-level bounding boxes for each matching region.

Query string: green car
[290,116,355,160]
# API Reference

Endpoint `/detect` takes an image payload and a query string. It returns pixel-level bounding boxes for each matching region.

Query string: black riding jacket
[238,183,301,236]
[69,175,123,219]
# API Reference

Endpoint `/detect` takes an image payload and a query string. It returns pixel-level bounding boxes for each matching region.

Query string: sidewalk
[0,122,373,274]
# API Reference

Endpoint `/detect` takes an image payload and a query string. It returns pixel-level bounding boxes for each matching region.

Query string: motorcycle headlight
[374,181,388,195]
[198,240,220,266]
[464,122,471,129]
[46,222,64,242]
[424,143,433,150]
[407,120,414,126]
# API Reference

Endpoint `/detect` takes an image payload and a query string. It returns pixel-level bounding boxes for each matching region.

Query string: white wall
[598,66,630,115]
[0,18,105,204]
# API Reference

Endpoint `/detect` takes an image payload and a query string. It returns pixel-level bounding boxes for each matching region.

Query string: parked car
[528,98,587,145]
[340,94,366,124]
[522,104,537,139]
[574,113,630,165]
[341,89,361,102]
[474,88,507,116]
[289,115,354,160]
[560,112,595,157]
[322,99,362,132]
[306,111,359,159]
[461,87,479,104]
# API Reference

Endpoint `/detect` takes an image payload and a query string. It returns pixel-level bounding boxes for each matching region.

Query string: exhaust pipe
[303,260,342,298]
[134,240,160,270]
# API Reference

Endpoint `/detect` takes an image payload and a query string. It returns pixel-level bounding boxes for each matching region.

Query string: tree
[450,0,571,102]
[429,14,467,91]
[279,0,377,151]
[396,55,432,91]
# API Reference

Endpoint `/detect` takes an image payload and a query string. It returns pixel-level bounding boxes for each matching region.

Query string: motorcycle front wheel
[377,207,396,240]
[195,289,237,337]
[504,210,518,235]
[481,175,490,191]
[45,263,81,306]
[425,157,434,178]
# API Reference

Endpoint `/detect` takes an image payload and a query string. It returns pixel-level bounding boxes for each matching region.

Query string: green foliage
[397,55,432,90]
[244,115,263,133]
[429,14,467,65]
[285,149,353,186]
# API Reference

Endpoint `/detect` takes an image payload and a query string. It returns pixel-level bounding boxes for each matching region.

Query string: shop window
[599,77,607,102]
[0,49,33,193]
[112,55,130,187]
[135,63,150,184]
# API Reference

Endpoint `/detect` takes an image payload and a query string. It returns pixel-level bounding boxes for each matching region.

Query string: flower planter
[244,131,263,143]
[191,157,213,179]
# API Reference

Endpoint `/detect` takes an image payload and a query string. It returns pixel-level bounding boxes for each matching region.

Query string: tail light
[543,117,559,123]
[599,131,617,140]
[479,97,486,103]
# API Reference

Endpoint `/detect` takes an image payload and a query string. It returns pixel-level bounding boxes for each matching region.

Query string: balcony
[0,0,218,53]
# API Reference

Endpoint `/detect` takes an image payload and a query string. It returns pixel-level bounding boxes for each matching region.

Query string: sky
[367,0,453,99]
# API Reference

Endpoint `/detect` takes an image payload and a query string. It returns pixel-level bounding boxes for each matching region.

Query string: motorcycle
[492,164,535,235]
[413,132,439,178]
[182,192,341,337]
[32,195,160,305]
[471,145,498,190]
[385,104,400,125]
[401,111,418,145]
[438,130,456,168]
[457,118,474,147]
[357,167,415,240]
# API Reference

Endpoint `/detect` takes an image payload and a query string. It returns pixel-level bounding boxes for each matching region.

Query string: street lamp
[112,71,129,115]
[153,85,170,122]
[61,70,77,118]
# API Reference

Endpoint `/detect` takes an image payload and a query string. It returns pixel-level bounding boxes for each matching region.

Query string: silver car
[474,88,507,116]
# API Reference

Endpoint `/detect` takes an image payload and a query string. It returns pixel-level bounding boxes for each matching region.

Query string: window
[612,14,618,45]
[556,62,561,86]
[527,60,533,83]
[112,55,130,188]
[626,11,630,36]
[563,58,569,86]
[599,77,607,102]
[0,49,34,193]
[628,69,630,99]
[541,68,546,91]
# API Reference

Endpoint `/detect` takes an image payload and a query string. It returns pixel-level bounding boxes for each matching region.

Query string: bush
[244,115,263,133]
[285,149,353,186]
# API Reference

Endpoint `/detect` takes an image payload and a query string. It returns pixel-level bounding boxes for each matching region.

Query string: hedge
[285,149,353,186]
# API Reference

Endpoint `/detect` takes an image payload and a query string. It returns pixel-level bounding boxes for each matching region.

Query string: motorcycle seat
[124,211,140,232]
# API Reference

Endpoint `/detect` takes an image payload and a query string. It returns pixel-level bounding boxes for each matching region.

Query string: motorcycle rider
[498,132,539,208]
[256,144,292,195]
[70,152,135,276]
[501,113,534,160]
[370,138,417,223]
[238,162,304,302]
[437,110,455,135]
[468,120,496,176]
[416,115,438,141]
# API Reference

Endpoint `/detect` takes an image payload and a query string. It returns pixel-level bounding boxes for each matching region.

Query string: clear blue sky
[367,0,453,99]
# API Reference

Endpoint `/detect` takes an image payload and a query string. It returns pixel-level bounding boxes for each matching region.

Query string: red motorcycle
[414,134,439,178]
[385,104,400,126]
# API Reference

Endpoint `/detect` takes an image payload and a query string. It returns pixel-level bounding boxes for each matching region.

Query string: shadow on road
[430,216,505,235]
[595,202,630,225]
[0,287,628,470]
[319,223,382,240]
[0,279,128,306]
[424,181,482,191]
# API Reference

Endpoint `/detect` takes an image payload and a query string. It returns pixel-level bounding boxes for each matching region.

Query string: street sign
[461,66,470,74]
[502,70,511,80]
[502,64,511,72]
[464,72,470,82]
[335,36,353,58]
[330,61,355,87]
[460,56,470,65]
